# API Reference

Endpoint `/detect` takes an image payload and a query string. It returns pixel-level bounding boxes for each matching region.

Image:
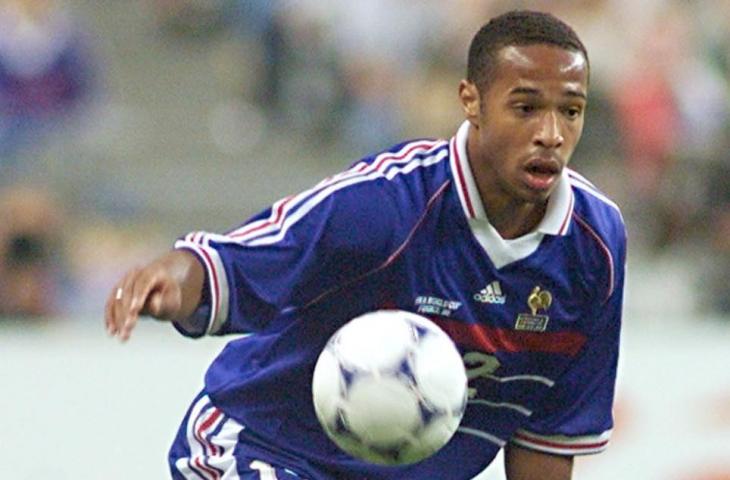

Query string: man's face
[461,44,588,205]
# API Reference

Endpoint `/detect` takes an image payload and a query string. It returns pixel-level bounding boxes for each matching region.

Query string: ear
[459,80,480,124]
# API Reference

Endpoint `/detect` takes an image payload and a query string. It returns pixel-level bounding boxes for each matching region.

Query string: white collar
[449,121,575,267]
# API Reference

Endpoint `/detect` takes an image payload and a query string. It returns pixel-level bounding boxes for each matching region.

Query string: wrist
[165,249,206,321]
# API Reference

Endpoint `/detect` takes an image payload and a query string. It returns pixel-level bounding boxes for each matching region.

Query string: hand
[104,250,204,341]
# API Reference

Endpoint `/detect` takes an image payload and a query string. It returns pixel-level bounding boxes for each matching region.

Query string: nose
[534,111,564,149]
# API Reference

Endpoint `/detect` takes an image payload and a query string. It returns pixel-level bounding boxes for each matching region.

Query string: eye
[563,106,583,119]
[514,104,536,116]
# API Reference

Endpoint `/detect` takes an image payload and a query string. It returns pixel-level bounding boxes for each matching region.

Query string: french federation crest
[515,286,552,332]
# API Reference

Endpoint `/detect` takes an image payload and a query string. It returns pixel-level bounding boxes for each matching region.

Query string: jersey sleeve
[172,180,401,336]
[511,224,627,456]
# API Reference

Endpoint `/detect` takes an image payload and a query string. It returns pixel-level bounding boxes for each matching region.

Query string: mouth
[522,157,562,191]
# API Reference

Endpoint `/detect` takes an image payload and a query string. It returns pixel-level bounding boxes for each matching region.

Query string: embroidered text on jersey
[415,296,462,316]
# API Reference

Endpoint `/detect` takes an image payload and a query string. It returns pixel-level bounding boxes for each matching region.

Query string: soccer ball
[312,310,468,465]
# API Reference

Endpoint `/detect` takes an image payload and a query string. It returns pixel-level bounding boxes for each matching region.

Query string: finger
[121,268,175,340]
[127,272,149,317]
[104,284,121,335]
[119,300,138,342]
[108,278,131,337]
[119,268,153,341]
[114,269,141,341]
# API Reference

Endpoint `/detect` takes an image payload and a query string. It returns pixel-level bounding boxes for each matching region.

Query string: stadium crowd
[1,0,729,317]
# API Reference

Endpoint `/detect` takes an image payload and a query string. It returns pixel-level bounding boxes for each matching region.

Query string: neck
[481,196,546,239]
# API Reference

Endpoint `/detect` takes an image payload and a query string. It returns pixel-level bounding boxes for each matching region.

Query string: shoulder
[565,168,627,303]
[566,168,626,249]
[332,137,452,216]
[308,138,452,255]
[227,138,452,252]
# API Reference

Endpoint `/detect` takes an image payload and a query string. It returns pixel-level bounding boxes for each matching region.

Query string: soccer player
[105,10,626,480]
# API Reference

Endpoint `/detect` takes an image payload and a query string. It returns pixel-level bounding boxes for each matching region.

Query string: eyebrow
[565,89,587,100]
[508,86,587,100]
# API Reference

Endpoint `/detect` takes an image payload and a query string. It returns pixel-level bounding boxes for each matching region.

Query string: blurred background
[0,0,728,478]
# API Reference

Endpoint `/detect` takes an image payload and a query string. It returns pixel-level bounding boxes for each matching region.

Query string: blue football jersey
[174,121,627,479]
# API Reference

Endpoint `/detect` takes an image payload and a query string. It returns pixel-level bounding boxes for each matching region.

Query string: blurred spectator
[231,0,287,111]
[0,0,97,178]
[274,7,346,147]
[327,0,440,152]
[702,161,730,314]
[150,0,233,39]
[692,0,730,315]
[0,185,66,317]
[610,3,729,253]
[611,7,682,209]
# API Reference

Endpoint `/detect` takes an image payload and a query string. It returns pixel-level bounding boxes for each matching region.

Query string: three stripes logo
[474,281,506,304]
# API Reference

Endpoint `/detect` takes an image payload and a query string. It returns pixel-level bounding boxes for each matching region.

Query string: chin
[519,188,552,204]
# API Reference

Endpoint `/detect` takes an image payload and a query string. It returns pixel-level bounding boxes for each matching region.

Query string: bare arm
[504,444,573,480]
[104,249,205,341]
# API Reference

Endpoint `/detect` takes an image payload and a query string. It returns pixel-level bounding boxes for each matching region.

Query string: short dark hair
[467,10,589,91]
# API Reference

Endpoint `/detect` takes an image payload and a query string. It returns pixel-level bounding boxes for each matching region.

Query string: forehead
[489,44,588,95]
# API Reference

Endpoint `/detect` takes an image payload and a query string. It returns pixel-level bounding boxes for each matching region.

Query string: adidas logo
[474,281,506,304]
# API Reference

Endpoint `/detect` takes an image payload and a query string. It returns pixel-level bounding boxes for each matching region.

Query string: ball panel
[333,311,416,371]
[343,375,421,446]
[312,346,344,429]
[400,414,460,463]
[412,333,468,412]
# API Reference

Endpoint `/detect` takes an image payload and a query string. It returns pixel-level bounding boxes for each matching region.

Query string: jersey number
[463,351,500,399]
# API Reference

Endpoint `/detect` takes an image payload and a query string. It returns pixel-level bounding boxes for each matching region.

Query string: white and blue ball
[312,310,468,465]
